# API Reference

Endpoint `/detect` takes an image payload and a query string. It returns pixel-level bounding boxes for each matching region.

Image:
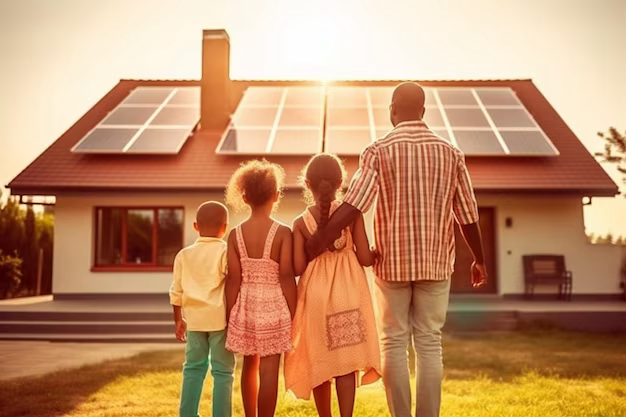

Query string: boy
[170,201,235,417]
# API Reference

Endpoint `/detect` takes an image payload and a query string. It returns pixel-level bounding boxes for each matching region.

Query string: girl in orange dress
[285,153,381,417]
[225,160,297,417]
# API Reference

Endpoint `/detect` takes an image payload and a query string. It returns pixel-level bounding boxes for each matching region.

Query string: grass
[1,330,625,417]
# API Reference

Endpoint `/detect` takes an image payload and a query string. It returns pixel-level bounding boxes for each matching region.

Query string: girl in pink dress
[224,160,297,417]
[285,154,381,417]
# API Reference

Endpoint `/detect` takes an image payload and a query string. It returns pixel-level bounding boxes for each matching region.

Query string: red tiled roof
[7,79,618,196]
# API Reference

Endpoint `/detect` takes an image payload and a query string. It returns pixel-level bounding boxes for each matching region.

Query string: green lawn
[1,330,625,417]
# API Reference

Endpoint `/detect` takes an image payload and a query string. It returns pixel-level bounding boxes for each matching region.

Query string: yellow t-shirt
[169,237,227,332]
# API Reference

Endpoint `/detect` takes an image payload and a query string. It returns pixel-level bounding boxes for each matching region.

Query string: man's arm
[305,203,361,260]
[305,146,380,260]
[453,151,487,287]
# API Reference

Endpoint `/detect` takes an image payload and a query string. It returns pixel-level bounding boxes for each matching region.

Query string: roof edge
[118,77,533,84]
[8,185,619,198]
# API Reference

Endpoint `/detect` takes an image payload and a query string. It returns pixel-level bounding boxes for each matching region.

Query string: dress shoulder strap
[235,225,248,259]
[302,209,317,235]
[262,221,280,260]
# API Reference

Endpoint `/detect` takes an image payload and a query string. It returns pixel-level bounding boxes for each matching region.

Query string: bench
[522,255,573,300]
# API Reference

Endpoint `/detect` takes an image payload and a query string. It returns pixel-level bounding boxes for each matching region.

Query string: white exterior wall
[478,195,624,295]
[53,192,623,296]
[53,192,308,294]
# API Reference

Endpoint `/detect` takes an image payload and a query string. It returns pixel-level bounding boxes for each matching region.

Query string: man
[306,82,488,417]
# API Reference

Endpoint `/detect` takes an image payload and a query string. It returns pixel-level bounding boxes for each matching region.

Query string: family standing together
[169,82,488,417]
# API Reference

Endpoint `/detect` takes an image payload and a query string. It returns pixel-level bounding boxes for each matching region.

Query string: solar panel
[438,89,477,106]
[475,89,521,106]
[151,107,200,126]
[453,130,505,155]
[220,129,272,153]
[122,87,175,105]
[73,128,138,153]
[214,85,558,157]
[487,108,537,128]
[278,107,323,126]
[168,87,201,105]
[101,107,156,126]
[445,108,490,127]
[327,107,370,126]
[500,131,557,154]
[231,107,278,127]
[127,128,192,154]
[272,129,323,154]
[216,86,324,155]
[423,107,445,128]
[372,107,393,130]
[327,87,368,108]
[72,86,200,154]
[325,128,373,155]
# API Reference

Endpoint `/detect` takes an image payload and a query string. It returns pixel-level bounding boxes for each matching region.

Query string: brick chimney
[201,29,231,130]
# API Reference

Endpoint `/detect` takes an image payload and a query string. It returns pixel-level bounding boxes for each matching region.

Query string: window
[95,207,183,270]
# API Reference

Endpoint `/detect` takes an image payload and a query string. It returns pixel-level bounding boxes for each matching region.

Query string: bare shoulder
[292,215,305,232]
[226,228,237,244]
[274,222,292,239]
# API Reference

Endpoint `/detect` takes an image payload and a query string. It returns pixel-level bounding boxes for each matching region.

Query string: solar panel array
[218,87,324,154]
[217,86,558,157]
[72,87,200,154]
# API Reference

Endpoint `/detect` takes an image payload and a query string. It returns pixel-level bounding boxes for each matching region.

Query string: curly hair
[300,153,347,230]
[225,159,286,212]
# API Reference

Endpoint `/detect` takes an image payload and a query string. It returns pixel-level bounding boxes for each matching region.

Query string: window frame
[92,206,185,272]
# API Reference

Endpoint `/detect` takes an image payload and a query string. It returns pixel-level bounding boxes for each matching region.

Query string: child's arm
[292,217,308,277]
[225,231,242,324]
[352,213,375,267]
[170,252,187,342]
[278,226,297,319]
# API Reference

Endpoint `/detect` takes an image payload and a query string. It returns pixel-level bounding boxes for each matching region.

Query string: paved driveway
[0,341,183,380]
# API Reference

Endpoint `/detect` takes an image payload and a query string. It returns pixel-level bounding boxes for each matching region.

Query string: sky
[0,0,625,235]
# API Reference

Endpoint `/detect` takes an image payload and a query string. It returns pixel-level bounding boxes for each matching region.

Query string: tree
[596,127,626,193]
[0,250,22,299]
[0,196,25,256]
[0,191,55,298]
[22,203,38,294]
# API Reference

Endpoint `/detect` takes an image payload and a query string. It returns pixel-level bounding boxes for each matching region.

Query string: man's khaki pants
[374,277,451,417]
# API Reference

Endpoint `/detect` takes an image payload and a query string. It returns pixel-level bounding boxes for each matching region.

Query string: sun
[281,11,349,81]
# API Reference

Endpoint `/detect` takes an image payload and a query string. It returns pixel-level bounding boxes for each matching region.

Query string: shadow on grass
[0,349,185,417]
[442,329,626,382]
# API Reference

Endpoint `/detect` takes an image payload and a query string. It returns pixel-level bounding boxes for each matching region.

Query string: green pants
[180,330,235,417]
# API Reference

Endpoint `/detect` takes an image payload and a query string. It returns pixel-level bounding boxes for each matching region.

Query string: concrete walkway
[0,341,183,381]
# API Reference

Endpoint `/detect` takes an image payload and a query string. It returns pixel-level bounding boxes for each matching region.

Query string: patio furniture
[522,255,573,300]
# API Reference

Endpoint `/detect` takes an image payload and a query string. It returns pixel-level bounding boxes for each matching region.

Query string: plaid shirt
[344,120,479,282]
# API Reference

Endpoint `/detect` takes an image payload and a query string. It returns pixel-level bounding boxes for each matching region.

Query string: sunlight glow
[281,10,350,81]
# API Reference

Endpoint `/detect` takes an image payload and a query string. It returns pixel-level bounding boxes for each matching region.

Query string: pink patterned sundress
[226,221,292,357]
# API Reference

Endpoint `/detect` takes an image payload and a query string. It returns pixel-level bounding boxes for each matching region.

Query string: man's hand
[471,262,488,288]
[371,246,381,266]
[305,231,327,261]
[175,319,187,342]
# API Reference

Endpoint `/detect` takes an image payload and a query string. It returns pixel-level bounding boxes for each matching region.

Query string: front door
[451,207,497,293]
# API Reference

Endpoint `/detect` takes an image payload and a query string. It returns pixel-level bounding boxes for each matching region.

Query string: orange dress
[285,202,381,400]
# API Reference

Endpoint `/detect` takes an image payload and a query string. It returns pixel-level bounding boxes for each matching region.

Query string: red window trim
[93,206,184,271]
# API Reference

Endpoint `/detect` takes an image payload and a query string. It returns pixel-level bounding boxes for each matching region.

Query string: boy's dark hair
[196,201,228,235]
[300,153,346,229]
[225,159,285,211]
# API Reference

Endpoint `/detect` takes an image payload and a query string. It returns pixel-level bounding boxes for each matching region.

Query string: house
[7,29,624,301]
